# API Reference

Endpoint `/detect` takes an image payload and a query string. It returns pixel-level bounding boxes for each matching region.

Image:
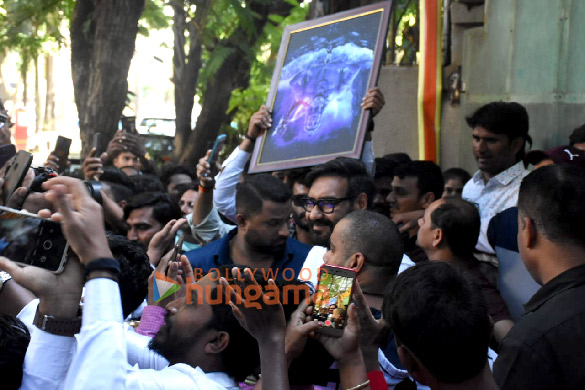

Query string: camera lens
[43,240,53,250]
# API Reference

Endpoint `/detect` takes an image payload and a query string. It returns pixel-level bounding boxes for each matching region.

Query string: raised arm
[214,106,271,222]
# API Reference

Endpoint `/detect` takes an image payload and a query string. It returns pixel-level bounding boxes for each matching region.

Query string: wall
[374,0,585,174]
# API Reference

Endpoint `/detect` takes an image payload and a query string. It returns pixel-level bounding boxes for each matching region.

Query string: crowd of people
[0,92,585,390]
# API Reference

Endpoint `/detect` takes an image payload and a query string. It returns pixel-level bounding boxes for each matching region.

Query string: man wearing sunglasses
[302,157,373,248]
[299,157,416,289]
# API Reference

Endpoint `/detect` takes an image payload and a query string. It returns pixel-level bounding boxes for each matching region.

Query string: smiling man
[302,157,373,248]
[462,102,531,278]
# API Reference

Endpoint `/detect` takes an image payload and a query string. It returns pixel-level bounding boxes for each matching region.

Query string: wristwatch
[0,271,12,293]
[33,307,82,337]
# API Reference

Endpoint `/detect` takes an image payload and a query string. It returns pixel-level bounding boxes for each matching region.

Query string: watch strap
[0,271,12,293]
[84,257,121,278]
[33,308,81,337]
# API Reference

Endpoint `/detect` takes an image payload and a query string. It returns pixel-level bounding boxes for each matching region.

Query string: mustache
[308,219,335,229]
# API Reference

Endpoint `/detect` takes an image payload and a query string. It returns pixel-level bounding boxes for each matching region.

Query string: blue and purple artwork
[258,11,384,165]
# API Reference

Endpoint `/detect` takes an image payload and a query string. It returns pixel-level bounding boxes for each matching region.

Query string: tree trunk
[177,0,295,166]
[34,56,41,133]
[44,54,55,130]
[21,50,28,104]
[71,0,145,158]
[171,0,210,160]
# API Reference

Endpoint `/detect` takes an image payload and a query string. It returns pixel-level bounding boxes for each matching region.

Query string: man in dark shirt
[185,174,311,280]
[493,165,585,389]
[386,160,444,263]
[416,197,513,345]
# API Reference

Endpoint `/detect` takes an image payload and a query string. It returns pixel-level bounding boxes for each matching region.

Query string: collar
[213,228,295,270]
[524,263,585,313]
[472,161,526,186]
[203,371,238,389]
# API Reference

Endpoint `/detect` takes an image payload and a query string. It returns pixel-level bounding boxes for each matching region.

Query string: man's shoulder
[504,282,585,347]
[495,286,585,389]
[286,237,313,255]
[185,235,228,266]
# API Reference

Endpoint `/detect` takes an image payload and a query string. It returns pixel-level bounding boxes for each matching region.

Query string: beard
[148,314,202,364]
[244,230,287,255]
[292,210,310,231]
[308,218,335,247]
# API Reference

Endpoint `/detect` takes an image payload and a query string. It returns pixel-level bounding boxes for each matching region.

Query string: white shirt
[20,279,239,390]
[214,142,376,223]
[300,246,415,288]
[185,207,235,244]
[462,161,529,255]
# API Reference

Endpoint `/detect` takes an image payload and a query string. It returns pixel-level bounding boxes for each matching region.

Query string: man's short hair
[160,163,195,189]
[394,161,444,201]
[0,315,30,389]
[306,157,375,208]
[381,152,411,165]
[129,174,166,194]
[442,168,471,185]
[374,157,398,179]
[285,167,311,189]
[384,262,492,383]
[107,232,152,318]
[518,165,585,248]
[340,210,403,276]
[174,182,199,200]
[431,198,480,257]
[569,123,585,145]
[123,191,181,225]
[465,102,532,161]
[100,167,135,202]
[236,174,291,216]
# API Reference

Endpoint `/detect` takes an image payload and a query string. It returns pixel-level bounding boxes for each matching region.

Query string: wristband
[199,184,213,193]
[84,257,121,278]
[244,134,256,142]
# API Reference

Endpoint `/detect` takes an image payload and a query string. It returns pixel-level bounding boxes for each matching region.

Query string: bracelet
[244,134,256,142]
[198,184,213,193]
[84,258,121,278]
[345,380,370,390]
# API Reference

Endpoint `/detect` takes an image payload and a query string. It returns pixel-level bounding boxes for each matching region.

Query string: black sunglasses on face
[300,196,354,214]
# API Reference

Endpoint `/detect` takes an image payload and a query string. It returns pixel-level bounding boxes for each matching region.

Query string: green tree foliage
[227,1,308,141]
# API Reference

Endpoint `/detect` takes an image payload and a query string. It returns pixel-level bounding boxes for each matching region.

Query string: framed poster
[249,1,391,173]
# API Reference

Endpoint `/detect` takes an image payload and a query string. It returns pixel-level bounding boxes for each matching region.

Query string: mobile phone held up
[0,206,69,273]
[3,150,33,204]
[313,264,357,337]
[93,133,103,156]
[53,136,72,174]
[204,134,227,177]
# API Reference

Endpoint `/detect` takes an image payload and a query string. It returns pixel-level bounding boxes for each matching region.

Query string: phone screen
[313,267,355,331]
[0,207,69,273]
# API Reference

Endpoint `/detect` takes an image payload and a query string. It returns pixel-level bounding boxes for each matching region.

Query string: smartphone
[93,133,103,156]
[313,265,357,337]
[3,150,33,203]
[172,233,185,262]
[0,206,69,273]
[53,136,72,174]
[205,134,227,177]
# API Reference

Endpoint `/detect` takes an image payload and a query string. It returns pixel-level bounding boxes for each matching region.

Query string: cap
[545,145,585,166]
